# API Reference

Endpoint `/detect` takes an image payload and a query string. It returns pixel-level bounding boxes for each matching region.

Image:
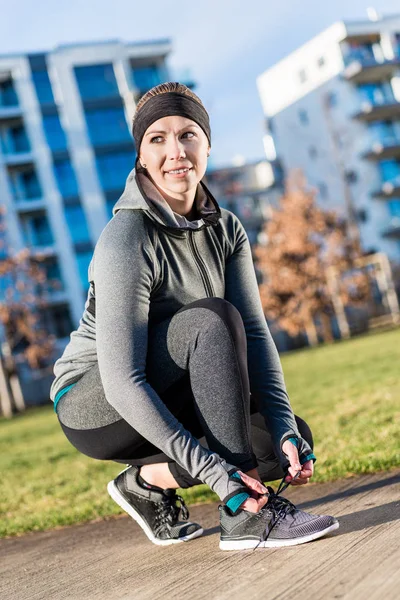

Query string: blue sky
[1,0,397,167]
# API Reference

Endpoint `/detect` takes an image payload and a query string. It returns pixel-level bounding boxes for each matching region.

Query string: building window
[42,114,67,152]
[75,249,93,291]
[317,56,326,68]
[53,158,79,198]
[31,70,55,105]
[0,124,30,154]
[318,182,328,200]
[0,78,18,107]
[39,304,73,339]
[309,146,318,159]
[298,109,309,125]
[64,204,91,244]
[74,64,119,100]
[326,91,338,108]
[32,257,64,293]
[95,150,136,192]
[132,65,165,93]
[9,168,42,201]
[84,107,132,146]
[20,213,54,247]
[298,69,307,84]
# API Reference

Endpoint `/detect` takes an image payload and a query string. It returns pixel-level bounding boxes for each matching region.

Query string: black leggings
[56,298,313,487]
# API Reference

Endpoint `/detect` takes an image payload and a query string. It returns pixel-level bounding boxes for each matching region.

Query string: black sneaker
[107,466,203,546]
[219,479,339,550]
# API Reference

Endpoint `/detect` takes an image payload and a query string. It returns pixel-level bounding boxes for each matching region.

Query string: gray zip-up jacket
[50,168,309,501]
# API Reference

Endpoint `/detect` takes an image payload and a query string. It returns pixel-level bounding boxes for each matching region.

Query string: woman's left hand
[281,440,314,486]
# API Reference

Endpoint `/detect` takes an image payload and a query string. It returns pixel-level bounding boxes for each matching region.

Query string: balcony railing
[381,217,400,238]
[373,174,400,198]
[343,52,400,83]
[362,131,400,160]
[351,94,400,121]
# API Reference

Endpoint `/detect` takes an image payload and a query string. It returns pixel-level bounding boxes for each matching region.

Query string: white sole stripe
[219,521,339,550]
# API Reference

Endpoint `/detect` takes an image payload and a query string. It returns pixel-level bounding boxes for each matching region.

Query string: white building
[257,12,400,261]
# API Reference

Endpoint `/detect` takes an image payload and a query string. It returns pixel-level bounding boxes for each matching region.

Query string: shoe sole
[107,480,204,546]
[219,520,339,550]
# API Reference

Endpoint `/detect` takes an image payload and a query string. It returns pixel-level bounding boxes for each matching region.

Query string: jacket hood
[112,168,221,231]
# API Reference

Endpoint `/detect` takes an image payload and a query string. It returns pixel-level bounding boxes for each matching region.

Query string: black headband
[132,91,211,154]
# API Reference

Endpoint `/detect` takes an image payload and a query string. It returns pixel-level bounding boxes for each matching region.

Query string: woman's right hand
[235,470,269,513]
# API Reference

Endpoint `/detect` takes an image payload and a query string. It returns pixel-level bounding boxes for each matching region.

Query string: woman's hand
[236,469,269,513]
[282,440,314,485]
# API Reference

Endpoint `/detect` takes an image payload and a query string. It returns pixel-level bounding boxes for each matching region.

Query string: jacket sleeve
[223,213,313,468]
[93,212,244,501]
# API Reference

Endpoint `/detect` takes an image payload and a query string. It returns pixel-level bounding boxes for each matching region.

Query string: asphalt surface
[1,469,399,600]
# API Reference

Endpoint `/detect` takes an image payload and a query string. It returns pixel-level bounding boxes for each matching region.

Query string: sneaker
[107,466,203,546]
[219,479,339,550]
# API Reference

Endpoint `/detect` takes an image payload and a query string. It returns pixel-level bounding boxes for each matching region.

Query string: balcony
[343,52,400,84]
[362,132,400,160]
[14,198,47,212]
[372,175,400,199]
[3,150,35,167]
[0,104,22,121]
[381,217,400,238]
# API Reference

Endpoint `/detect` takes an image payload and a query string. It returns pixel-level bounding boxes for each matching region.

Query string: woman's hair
[133,83,206,172]
[134,82,205,115]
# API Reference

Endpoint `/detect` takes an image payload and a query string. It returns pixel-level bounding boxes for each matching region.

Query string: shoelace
[252,476,297,551]
[155,493,189,534]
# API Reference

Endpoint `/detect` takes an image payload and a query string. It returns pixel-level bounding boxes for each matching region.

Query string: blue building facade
[0,39,194,394]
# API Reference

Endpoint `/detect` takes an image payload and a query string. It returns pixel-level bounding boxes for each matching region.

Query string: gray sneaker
[219,480,339,550]
[107,466,203,546]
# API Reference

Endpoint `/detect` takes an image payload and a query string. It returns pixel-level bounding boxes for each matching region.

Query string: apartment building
[0,38,195,400]
[257,12,400,262]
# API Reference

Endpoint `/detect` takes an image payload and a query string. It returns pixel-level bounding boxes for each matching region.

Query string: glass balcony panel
[53,158,79,198]
[1,125,31,154]
[84,107,131,146]
[31,70,55,105]
[42,114,67,152]
[358,83,394,106]
[379,159,400,183]
[132,65,164,93]
[21,215,54,247]
[74,64,119,100]
[64,204,91,244]
[10,169,42,201]
[368,121,399,147]
[388,199,400,218]
[0,79,18,107]
[95,150,136,191]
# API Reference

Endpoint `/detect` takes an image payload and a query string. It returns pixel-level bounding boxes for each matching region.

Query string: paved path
[1,469,399,600]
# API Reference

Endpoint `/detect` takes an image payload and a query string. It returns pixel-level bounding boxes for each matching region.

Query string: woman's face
[138,115,210,202]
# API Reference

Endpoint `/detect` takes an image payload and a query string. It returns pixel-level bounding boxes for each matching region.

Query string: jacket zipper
[187,231,215,297]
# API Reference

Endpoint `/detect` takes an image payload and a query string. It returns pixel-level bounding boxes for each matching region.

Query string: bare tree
[254,170,371,346]
[0,206,56,417]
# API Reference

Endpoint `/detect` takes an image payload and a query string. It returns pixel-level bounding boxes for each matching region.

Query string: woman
[50,82,338,550]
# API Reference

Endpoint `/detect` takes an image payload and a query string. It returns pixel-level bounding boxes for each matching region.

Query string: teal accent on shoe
[53,383,77,413]
[300,453,316,464]
[288,437,298,447]
[226,492,250,513]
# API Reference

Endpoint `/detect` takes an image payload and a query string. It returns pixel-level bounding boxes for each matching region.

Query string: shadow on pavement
[329,501,400,536]
[296,473,400,510]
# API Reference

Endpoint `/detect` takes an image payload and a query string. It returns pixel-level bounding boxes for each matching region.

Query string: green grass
[1,327,399,538]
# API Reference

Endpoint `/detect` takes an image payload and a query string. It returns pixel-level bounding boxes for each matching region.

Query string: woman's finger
[281,440,301,478]
[237,470,269,494]
[241,494,268,513]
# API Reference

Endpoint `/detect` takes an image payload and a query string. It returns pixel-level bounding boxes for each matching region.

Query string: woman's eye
[150,136,163,143]
[183,131,195,139]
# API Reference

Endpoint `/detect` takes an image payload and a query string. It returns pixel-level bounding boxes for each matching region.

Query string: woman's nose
[167,137,186,159]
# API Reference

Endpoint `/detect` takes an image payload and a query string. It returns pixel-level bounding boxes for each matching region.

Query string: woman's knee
[177,297,245,343]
